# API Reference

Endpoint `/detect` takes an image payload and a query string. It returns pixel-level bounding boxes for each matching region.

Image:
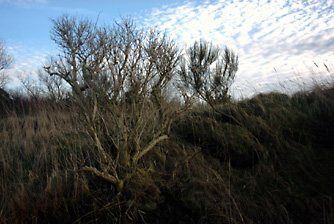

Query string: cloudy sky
[1,0,333,98]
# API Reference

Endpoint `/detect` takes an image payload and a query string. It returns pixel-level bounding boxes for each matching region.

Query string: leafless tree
[0,40,13,88]
[38,69,68,101]
[0,72,8,89]
[44,14,191,192]
[19,75,41,98]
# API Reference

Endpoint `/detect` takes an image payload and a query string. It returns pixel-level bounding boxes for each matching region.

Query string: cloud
[4,41,51,89]
[144,0,334,97]
[0,0,46,4]
[0,0,47,7]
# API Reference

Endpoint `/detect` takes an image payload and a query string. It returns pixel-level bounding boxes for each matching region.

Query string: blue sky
[1,0,334,98]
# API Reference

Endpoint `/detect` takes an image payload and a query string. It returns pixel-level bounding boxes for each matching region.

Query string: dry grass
[0,83,333,223]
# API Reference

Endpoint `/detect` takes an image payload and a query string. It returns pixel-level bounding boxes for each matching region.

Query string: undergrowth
[0,85,333,223]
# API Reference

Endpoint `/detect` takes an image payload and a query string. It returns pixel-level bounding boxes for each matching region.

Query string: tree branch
[82,166,118,184]
[132,134,169,163]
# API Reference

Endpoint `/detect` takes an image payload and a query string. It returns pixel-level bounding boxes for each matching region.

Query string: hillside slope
[0,86,333,223]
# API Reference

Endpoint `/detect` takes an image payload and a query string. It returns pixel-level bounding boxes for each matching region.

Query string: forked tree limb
[132,134,169,164]
[82,166,118,184]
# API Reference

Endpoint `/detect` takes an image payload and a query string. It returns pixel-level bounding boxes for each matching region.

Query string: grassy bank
[0,84,333,223]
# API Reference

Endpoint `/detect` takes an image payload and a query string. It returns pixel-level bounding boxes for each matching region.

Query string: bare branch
[132,134,169,163]
[0,40,13,88]
[0,40,12,71]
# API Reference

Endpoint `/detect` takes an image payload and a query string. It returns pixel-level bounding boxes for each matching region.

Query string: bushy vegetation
[0,15,333,223]
[0,84,333,223]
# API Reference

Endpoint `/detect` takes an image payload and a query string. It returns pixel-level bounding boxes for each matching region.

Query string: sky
[1,0,334,98]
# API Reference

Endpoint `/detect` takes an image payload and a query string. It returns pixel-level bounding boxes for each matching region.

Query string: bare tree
[44,14,190,192]
[0,40,13,88]
[19,75,41,98]
[0,72,8,89]
[38,69,68,101]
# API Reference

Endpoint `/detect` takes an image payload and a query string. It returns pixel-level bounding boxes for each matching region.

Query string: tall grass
[0,82,333,223]
[172,83,334,223]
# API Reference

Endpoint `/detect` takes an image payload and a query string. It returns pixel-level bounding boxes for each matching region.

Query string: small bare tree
[19,75,42,98]
[44,14,190,192]
[38,69,68,101]
[0,40,13,88]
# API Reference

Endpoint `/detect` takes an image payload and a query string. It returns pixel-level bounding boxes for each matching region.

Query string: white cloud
[4,41,51,89]
[145,0,334,98]
[0,0,46,3]
[0,0,47,6]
